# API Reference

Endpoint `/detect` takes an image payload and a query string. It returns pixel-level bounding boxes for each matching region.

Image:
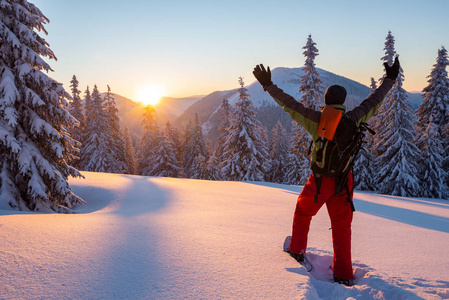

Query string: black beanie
[324,85,347,105]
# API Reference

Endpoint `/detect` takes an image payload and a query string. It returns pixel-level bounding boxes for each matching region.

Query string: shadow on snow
[354,198,449,234]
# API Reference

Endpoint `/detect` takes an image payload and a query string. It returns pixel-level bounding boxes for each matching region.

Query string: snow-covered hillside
[1,172,448,299]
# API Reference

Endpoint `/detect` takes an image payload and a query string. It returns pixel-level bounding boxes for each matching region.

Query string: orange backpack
[317,106,343,141]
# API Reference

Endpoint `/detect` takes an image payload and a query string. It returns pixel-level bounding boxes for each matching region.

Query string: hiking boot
[289,252,305,263]
[287,251,313,272]
[333,275,354,286]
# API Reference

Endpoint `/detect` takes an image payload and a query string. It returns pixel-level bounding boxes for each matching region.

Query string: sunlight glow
[135,85,165,106]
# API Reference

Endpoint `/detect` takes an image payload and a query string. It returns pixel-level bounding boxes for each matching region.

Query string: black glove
[384,56,400,80]
[253,64,273,90]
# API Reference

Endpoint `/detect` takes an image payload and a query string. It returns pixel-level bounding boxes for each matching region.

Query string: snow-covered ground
[1,172,448,299]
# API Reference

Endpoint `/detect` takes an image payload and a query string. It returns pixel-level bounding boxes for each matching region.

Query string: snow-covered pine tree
[104,85,127,173]
[83,86,91,122]
[138,105,161,176]
[79,85,111,172]
[206,148,221,180]
[299,34,324,108]
[443,123,449,186]
[374,31,421,197]
[183,113,209,179]
[147,122,181,178]
[353,147,376,191]
[190,155,208,180]
[68,75,85,161]
[77,86,90,168]
[214,98,232,173]
[284,121,311,185]
[284,34,323,185]
[181,119,193,172]
[369,77,378,94]
[165,121,182,163]
[0,1,83,212]
[373,31,396,152]
[221,77,270,181]
[266,121,288,183]
[417,121,447,198]
[353,78,378,191]
[415,47,449,198]
[123,126,137,174]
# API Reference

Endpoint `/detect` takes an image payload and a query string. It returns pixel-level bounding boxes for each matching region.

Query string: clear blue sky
[32,0,449,99]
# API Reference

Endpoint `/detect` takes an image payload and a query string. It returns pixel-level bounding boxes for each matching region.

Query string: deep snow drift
[1,172,448,299]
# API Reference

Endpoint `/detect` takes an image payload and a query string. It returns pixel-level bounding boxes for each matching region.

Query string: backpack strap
[307,139,314,156]
[345,182,355,212]
[311,164,323,203]
[336,173,355,212]
[314,173,323,204]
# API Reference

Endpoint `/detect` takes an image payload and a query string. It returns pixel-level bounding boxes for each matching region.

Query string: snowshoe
[283,236,313,272]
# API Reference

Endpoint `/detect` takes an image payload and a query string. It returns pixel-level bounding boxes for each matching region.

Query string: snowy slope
[1,172,448,299]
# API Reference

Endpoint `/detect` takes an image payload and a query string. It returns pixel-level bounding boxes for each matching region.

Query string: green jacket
[266,78,395,163]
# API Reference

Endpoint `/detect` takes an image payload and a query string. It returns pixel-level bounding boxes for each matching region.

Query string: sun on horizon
[135,85,165,106]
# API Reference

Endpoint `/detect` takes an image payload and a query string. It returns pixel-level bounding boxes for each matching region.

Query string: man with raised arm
[253,57,400,285]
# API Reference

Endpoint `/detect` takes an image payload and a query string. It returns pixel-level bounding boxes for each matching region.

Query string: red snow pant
[289,172,354,280]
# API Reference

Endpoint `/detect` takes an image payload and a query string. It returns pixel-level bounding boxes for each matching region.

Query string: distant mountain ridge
[98,67,422,141]
[176,67,423,142]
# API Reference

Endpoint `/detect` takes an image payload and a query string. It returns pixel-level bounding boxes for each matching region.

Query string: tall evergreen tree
[415,47,449,198]
[353,78,377,191]
[148,122,181,178]
[68,75,85,159]
[123,127,137,174]
[299,34,324,108]
[417,47,449,134]
[183,114,209,179]
[190,155,208,180]
[214,98,232,173]
[104,85,127,173]
[181,119,193,176]
[353,147,376,191]
[0,1,83,212]
[221,77,270,181]
[79,85,111,172]
[206,148,221,180]
[83,86,91,122]
[353,130,376,191]
[284,34,323,185]
[374,31,421,197]
[165,121,182,163]
[418,121,447,198]
[138,105,161,176]
[77,86,90,168]
[373,31,397,150]
[267,121,288,183]
[284,121,311,185]
[443,122,449,188]
[369,77,378,94]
